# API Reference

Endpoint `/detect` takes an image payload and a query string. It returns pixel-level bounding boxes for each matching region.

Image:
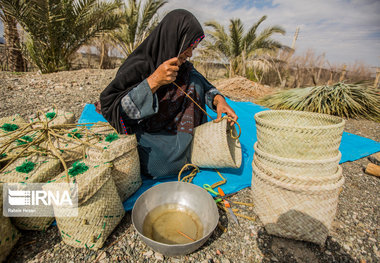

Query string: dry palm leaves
[258,82,380,121]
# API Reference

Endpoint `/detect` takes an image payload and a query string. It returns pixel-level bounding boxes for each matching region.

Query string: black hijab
[99,9,204,133]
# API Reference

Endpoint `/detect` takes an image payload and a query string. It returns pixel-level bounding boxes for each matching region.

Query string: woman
[100,9,237,178]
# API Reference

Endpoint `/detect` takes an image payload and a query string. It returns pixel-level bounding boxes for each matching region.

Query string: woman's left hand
[213,95,238,126]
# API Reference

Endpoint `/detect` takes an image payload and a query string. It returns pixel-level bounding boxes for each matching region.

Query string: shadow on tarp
[78,99,380,211]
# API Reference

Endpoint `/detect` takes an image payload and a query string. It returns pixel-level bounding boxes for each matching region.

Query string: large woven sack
[254,110,345,160]
[0,154,61,231]
[29,109,75,127]
[253,155,343,186]
[0,184,21,262]
[251,162,344,245]
[253,142,341,178]
[191,118,242,168]
[44,161,125,250]
[87,123,141,201]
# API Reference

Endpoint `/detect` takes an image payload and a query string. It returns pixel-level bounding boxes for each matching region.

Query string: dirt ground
[0,69,379,263]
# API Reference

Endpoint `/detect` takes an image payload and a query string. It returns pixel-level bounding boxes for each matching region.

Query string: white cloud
[158,0,380,67]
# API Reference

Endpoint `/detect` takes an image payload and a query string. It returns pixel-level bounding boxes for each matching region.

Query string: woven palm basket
[0,114,27,146]
[87,123,141,201]
[29,109,75,127]
[0,154,61,231]
[44,161,125,250]
[254,110,345,160]
[253,155,343,186]
[253,142,341,178]
[191,118,242,168]
[251,162,344,245]
[0,184,21,262]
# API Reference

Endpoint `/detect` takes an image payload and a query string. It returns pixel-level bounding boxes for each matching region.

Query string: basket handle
[213,116,241,139]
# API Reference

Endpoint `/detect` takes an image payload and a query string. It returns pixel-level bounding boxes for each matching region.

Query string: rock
[221,259,230,263]
[325,250,332,255]
[343,244,351,251]
[143,251,153,257]
[154,252,164,261]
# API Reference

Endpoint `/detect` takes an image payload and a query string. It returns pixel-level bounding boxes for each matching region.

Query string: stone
[155,252,164,261]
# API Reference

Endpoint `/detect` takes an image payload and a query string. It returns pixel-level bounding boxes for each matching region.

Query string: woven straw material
[0,154,61,184]
[0,114,27,146]
[0,184,21,262]
[254,110,345,159]
[45,161,125,250]
[39,136,85,163]
[254,155,343,186]
[0,154,61,230]
[191,118,242,168]
[110,149,141,202]
[253,142,341,178]
[87,124,138,162]
[87,123,141,201]
[29,109,75,127]
[251,162,344,245]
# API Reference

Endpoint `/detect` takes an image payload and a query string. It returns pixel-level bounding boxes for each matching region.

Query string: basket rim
[252,162,345,192]
[253,142,342,164]
[254,110,345,130]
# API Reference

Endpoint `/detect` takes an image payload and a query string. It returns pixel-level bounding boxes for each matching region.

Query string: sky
[1,0,379,67]
[157,0,380,68]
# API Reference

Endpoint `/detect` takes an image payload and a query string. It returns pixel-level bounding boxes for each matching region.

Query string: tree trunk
[99,40,111,69]
[3,15,25,72]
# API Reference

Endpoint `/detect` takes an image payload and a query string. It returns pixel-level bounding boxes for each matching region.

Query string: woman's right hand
[147,57,179,93]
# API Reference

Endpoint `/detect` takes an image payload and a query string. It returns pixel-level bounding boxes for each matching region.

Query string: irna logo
[8,189,73,206]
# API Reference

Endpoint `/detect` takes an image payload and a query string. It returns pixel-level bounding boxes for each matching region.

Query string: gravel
[1,69,379,263]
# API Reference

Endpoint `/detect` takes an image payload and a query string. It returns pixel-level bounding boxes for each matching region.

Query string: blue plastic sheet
[78,99,380,211]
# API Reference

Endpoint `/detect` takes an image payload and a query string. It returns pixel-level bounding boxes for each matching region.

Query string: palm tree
[2,0,123,73]
[204,16,286,77]
[0,3,26,72]
[111,0,167,58]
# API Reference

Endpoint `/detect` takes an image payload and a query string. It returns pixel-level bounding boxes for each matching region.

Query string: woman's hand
[147,57,179,93]
[213,95,238,126]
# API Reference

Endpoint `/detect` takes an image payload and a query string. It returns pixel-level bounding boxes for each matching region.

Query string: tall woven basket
[0,184,21,262]
[191,118,242,168]
[44,161,125,250]
[0,154,61,231]
[254,110,345,160]
[87,123,141,201]
[253,142,341,178]
[251,162,344,245]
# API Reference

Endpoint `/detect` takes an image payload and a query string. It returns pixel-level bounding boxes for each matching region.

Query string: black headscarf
[99,9,204,133]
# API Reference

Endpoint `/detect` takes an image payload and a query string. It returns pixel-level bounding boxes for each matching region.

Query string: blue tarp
[78,99,380,211]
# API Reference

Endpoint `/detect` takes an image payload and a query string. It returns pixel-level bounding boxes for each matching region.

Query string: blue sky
[1,0,379,67]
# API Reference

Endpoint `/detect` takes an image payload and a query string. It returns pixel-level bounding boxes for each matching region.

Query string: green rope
[46,112,56,120]
[1,123,19,132]
[105,133,119,143]
[0,153,6,159]
[68,161,89,176]
[15,160,36,174]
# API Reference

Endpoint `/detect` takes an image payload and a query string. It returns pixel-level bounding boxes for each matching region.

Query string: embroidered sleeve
[120,79,158,120]
[206,88,223,112]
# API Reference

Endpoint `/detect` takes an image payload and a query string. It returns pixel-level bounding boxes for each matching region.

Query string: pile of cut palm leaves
[258,83,380,121]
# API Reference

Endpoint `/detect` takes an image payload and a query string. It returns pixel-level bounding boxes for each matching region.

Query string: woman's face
[178,40,200,66]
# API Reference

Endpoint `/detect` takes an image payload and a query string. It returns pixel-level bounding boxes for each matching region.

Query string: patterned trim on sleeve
[206,88,223,111]
[120,93,141,119]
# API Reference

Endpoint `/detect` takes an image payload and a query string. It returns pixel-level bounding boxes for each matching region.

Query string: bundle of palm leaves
[258,83,380,121]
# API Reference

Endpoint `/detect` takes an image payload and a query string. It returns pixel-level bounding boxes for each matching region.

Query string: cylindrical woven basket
[1,154,61,231]
[87,123,141,201]
[44,162,125,250]
[253,142,341,178]
[0,184,21,262]
[254,110,345,159]
[191,118,242,168]
[253,155,343,186]
[251,162,344,245]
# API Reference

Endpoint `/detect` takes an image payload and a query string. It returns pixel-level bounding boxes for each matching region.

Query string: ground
[0,69,379,263]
